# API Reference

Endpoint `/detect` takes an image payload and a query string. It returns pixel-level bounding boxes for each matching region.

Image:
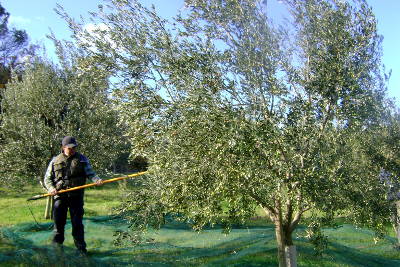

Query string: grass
[1,180,400,266]
[0,181,123,226]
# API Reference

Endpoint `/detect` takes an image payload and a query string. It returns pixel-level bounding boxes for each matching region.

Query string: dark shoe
[51,243,64,256]
[76,248,88,256]
[52,242,64,250]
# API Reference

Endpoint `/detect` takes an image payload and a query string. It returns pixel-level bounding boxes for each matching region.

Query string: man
[44,136,103,255]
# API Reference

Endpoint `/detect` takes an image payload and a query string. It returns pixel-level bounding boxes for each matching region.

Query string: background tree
[0,3,37,85]
[0,40,128,187]
[0,3,38,152]
[365,105,400,247]
[63,0,390,266]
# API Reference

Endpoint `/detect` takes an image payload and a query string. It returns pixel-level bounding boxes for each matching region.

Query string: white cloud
[34,16,46,22]
[84,23,109,33]
[9,15,32,27]
[80,22,118,50]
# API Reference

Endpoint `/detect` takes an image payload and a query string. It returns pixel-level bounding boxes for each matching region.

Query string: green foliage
[367,108,400,176]
[0,4,37,84]
[0,47,128,186]
[113,174,166,246]
[305,220,329,256]
[286,0,386,123]
[61,0,391,264]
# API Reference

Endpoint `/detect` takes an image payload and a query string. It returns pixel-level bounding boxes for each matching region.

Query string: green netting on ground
[1,217,400,267]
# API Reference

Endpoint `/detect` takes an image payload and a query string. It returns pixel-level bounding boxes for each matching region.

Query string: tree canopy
[21,0,394,266]
[0,3,37,84]
[59,0,394,265]
[0,40,128,186]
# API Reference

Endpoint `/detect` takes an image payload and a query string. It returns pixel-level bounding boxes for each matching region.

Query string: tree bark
[275,220,297,267]
[394,200,400,248]
[285,245,297,267]
[261,199,299,267]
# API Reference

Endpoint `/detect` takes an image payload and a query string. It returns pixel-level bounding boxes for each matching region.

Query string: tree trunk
[285,245,297,267]
[275,221,297,267]
[394,200,400,248]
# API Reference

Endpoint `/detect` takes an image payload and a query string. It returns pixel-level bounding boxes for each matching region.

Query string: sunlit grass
[0,180,125,226]
[1,180,400,266]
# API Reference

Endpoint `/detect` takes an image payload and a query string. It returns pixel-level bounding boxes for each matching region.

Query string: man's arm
[43,158,57,194]
[81,155,103,185]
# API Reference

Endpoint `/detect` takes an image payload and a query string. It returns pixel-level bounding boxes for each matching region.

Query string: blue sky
[3,0,399,106]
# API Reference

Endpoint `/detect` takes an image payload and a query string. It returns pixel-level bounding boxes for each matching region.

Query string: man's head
[62,136,78,157]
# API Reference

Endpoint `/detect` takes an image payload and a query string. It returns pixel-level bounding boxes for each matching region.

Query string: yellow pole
[28,171,148,201]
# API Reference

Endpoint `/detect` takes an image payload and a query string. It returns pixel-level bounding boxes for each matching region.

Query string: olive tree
[365,107,400,246]
[0,42,127,187]
[0,3,38,84]
[63,0,389,265]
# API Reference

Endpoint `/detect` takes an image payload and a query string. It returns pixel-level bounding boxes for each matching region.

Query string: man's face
[63,146,76,157]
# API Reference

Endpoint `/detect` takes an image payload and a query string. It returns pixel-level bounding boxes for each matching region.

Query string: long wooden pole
[27,171,148,201]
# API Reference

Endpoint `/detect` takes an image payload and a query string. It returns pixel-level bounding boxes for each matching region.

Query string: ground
[1,181,400,266]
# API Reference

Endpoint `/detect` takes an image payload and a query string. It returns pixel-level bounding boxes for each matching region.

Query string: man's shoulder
[52,153,64,164]
[77,153,89,163]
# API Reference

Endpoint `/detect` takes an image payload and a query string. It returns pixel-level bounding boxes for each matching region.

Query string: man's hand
[95,179,104,186]
[49,189,58,196]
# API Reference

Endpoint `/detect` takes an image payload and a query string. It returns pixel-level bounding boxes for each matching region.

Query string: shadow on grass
[1,217,400,267]
[324,241,400,267]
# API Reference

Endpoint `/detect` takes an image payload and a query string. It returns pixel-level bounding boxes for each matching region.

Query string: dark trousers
[52,193,87,251]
